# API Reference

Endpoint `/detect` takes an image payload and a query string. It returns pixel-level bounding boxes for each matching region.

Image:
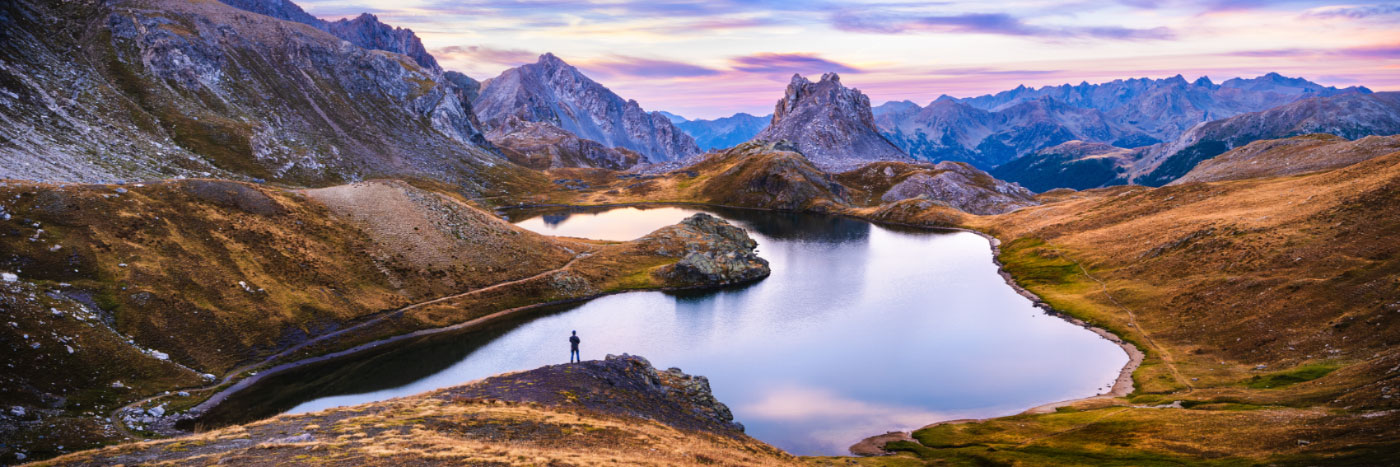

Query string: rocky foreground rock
[38,355,797,465]
[640,213,771,287]
[444,354,745,434]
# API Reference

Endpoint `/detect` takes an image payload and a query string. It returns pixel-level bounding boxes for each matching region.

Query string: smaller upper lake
[203,206,1127,455]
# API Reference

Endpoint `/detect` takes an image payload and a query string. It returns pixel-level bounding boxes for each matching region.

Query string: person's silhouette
[569,330,581,363]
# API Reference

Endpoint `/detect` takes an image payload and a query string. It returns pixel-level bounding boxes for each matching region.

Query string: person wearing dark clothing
[569,330,581,363]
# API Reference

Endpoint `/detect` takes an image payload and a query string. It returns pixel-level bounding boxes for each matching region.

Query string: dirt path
[1069,259,1194,393]
[109,251,593,440]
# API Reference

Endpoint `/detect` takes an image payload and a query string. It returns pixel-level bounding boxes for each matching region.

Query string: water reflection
[205,206,1127,456]
[511,205,871,243]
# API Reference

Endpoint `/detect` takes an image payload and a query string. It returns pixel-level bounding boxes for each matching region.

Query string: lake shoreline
[138,202,1142,459]
[842,224,1145,457]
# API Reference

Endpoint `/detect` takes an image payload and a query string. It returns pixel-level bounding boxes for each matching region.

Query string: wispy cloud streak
[830,11,1174,39]
[729,53,861,74]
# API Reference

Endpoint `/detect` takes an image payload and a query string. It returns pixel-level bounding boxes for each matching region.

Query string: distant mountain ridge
[473,54,701,168]
[754,73,911,171]
[676,113,771,151]
[1131,91,1400,186]
[876,73,1370,169]
[992,91,1400,191]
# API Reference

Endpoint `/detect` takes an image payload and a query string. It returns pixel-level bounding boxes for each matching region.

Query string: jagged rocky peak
[218,0,439,71]
[473,53,701,167]
[755,73,911,172]
[322,13,440,72]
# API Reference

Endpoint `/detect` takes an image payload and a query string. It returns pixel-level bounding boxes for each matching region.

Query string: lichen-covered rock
[639,214,770,287]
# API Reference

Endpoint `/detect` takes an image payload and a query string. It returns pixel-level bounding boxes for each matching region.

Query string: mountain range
[5,0,1400,464]
[676,113,772,151]
[872,73,1369,171]
[991,90,1400,190]
[4,0,1396,193]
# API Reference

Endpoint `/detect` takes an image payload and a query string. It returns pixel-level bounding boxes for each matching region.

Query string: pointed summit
[538,52,568,67]
[473,54,700,166]
[755,73,910,171]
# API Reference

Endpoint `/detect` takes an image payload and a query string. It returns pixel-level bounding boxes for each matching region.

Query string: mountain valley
[2,0,1399,464]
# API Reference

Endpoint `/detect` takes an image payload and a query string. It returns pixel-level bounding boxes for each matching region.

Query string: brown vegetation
[839,149,1400,464]
[0,178,766,462]
[35,356,799,466]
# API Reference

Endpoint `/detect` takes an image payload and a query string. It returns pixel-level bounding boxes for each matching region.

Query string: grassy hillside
[1173,133,1400,185]
[831,150,1400,464]
[0,179,768,463]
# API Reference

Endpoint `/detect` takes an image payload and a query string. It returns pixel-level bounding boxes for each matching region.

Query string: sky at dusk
[292,0,1400,119]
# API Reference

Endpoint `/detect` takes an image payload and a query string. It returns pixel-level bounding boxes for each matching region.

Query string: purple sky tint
[294,0,1400,119]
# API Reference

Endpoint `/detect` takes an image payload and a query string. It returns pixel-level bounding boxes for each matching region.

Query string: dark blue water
[210,206,1127,455]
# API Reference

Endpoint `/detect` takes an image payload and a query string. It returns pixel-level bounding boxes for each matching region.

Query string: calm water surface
[205,206,1127,455]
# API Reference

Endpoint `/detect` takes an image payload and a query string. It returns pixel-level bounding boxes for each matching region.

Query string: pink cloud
[432,45,538,66]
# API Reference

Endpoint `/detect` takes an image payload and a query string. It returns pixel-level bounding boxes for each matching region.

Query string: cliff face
[473,54,701,167]
[753,73,911,171]
[0,0,502,188]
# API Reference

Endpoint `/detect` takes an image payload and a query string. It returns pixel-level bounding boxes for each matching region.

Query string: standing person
[569,330,581,363]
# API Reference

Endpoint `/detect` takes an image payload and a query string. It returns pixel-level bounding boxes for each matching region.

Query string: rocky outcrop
[321,13,440,72]
[676,112,771,151]
[837,162,1037,215]
[1172,133,1400,185]
[694,142,852,211]
[877,73,1369,169]
[491,120,645,170]
[753,73,912,171]
[640,214,771,287]
[443,354,746,434]
[1131,92,1400,186]
[0,0,502,188]
[474,54,701,166]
